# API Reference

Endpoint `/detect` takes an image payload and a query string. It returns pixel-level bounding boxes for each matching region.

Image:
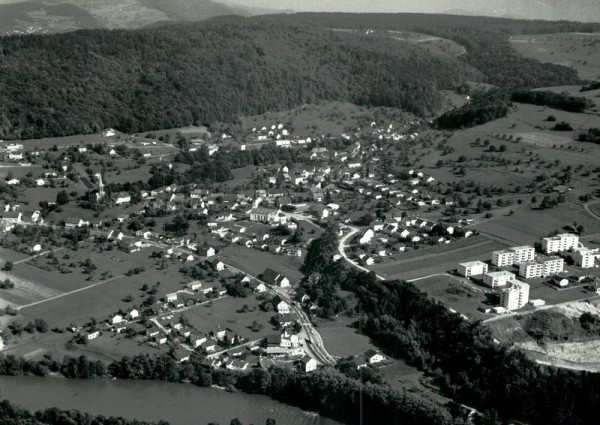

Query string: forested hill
[277,13,600,89]
[0,14,596,141]
[0,17,482,140]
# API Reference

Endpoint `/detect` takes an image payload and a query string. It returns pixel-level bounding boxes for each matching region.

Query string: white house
[300,355,317,372]
[277,300,290,315]
[115,192,131,205]
[110,314,124,325]
[262,268,291,288]
[359,229,375,245]
[365,349,386,365]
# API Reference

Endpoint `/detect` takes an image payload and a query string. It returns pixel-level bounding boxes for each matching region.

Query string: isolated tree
[56,190,69,205]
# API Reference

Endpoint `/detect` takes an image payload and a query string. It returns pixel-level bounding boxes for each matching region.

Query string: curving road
[338,224,385,280]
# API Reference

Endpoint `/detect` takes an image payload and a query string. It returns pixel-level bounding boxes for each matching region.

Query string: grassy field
[219,245,304,284]
[384,31,466,57]
[174,296,276,342]
[417,103,600,192]
[588,202,600,218]
[316,316,379,358]
[413,274,491,321]
[1,329,164,363]
[474,201,600,245]
[368,236,505,281]
[0,164,46,181]
[510,33,600,80]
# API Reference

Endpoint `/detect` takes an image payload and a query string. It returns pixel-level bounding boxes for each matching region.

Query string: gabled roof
[261,268,281,285]
[365,349,379,359]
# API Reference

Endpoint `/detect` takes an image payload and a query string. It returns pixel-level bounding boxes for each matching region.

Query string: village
[1,98,600,383]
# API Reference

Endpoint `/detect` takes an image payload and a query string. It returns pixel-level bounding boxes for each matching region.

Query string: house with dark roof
[261,268,290,288]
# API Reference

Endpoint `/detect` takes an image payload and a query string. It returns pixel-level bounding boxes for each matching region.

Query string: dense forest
[511,90,593,112]
[0,17,480,140]
[281,13,600,89]
[436,89,511,129]
[300,230,600,425]
[2,13,599,140]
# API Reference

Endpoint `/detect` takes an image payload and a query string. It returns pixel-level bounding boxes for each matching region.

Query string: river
[0,375,342,425]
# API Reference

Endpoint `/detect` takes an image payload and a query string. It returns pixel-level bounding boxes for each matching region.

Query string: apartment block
[519,257,564,278]
[573,247,598,269]
[501,280,530,310]
[541,233,579,254]
[510,246,536,264]
[491,246,535,267]
[483,271,516,288]
[458,261,488,278]
[519,261,544,279]
[540,257,565,276]
[492,250,514,267]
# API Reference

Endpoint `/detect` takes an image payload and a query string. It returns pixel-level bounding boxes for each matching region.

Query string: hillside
[0,0,245,34]
[277,13,600,89]
[0,17,483,140]
[229,0,600,23]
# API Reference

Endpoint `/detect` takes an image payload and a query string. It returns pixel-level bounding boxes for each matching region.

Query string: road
[337,224,386,280]
[584,202,600,222]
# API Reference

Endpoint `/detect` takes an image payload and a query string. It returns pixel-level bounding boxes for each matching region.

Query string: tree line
[436,89,511,130]
[0,398,276,425]
[511,90,593,112]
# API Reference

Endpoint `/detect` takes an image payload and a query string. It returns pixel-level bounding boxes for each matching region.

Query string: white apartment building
[483,271,516,288]
[458,261,488,278]
[541,233,579,254]
[573,247,599,269]
[541,257,565,276]
[492,250,514,267]
[519,261,543,279]
[492,246,535,267]
[510,246,536,264]
[502,280,530,310]
[519,257,564,278]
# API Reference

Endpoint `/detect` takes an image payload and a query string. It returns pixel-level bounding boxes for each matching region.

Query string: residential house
[115,192,131,205]
[186,281,203,291]
[277,300,291,315]
[249,281,268,293]
[365,349,386,365]
[299,355,317,372]
[86,331,100,340]
[174,347,190,363]
[210,258,225,271]
[261,268,291,288]
[198,246,216,258]
[64,217,89,228]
